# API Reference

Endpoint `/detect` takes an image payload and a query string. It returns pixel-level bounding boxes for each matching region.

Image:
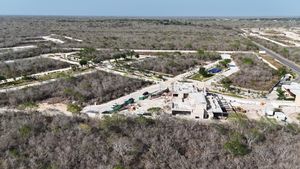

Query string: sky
[0,0,299,17]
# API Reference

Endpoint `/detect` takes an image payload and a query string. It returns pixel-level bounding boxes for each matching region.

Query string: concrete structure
[282,82,300,106]
[171,82,208,119]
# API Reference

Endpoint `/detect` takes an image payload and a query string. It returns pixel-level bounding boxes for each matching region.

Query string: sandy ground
[37,103,72,116]
[246,27,300,47]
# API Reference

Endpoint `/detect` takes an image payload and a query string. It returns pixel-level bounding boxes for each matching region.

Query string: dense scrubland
[0,112,299,169]
[132,52,221,75]
[0,16,265,50]
[229,53,280,91]
[0,58,70,79]
[0,71,151,106]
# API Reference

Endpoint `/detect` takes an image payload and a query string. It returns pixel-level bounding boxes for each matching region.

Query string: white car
[274,112,287,122]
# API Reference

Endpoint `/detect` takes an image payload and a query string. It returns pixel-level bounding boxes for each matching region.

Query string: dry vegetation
[131,52,220,75]
[0,45,73,61]
[0,17,261,51]
[0,58,70,79]
[0,71,151,106]
[250,37,300,64]
[0,112,299,169]
[229,53,280,91]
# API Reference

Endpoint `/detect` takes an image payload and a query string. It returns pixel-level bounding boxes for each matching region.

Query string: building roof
[221,54,231,60]
[282,82,300,95]
[172,82,198,94]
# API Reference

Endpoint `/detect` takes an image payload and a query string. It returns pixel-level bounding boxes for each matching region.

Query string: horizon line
[1,14,300,19]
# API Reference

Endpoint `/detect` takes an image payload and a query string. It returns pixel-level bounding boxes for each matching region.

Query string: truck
[124,98,135,105]
[112,104,123,112]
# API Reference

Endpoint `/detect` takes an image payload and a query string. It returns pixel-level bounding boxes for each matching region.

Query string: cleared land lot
[229,53,280,91]
[0,71,151,106]
[131,52,220,75]
[0,57,71,79]
[0,46,73,61]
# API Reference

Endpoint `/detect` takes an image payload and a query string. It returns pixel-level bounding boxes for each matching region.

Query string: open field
[131,52,220,75]
[229,53,280,91]
[0,71,151,106]
[0,57,71,79]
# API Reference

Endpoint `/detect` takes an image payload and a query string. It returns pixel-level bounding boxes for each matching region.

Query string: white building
[171,82,208,119]
[282,82,300,106]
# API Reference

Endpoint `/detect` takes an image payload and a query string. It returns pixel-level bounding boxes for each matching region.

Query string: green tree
[79,59,88,66]
[219,59,231,68]
[277,66,288,77]
[198,67,209,77]
[0,75,6,81]
[276,88,285,100]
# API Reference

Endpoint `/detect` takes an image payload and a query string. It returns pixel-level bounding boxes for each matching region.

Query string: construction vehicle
[111,98,135,112]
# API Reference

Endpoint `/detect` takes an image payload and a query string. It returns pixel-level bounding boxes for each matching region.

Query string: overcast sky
[0,0,299,17]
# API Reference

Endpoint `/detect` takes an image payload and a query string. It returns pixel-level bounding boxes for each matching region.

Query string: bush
[224,132,250,156]
[221,77,232,90]
[242,57,254,65]
[113,165,126,169]
[18,101,39,110]
[8,148,21,158]
[134,116,155,126]
[147,107,162,113]
[79,59,88,66]
[19,124,32,138]
[67,104,82,114]
[0,75,6,81]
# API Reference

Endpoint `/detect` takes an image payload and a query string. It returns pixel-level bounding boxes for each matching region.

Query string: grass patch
[190,73,213,81]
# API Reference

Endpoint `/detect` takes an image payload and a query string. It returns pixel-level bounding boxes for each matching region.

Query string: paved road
[252,41,300,81]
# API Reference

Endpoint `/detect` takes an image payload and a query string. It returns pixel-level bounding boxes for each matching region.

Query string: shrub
[8,148,21,158]
[134,116,155,126]
[221,77,232,90]
[113,165,126,169]
[224,132,250,156]
[147,107,162,113]
[242,57,254,65]
[67,104,82,114]
[19,124,32,138]
[0,75,6,81]
[79,59,88,66]
[79,123,92,133]
[18,101,39,110]
[100,114,127,129]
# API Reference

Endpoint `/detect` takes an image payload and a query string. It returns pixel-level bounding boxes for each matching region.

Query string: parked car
[274,112,287,122]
